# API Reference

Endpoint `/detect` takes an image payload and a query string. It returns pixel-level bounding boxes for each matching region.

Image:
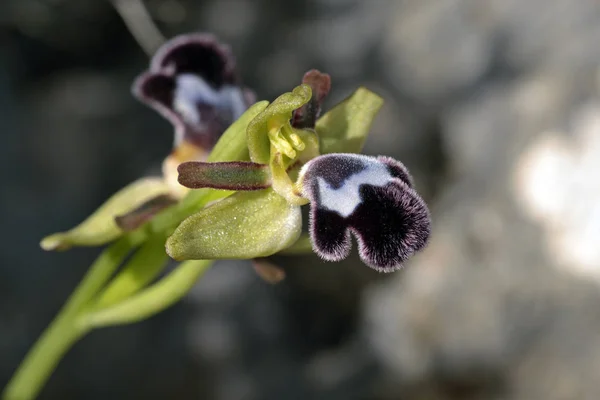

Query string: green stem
[87,259,213,328]
[94,233,169,309]
[4,188,223,400]
[2,236,135,400]
[3,102,271,399]
[2,314,88,400]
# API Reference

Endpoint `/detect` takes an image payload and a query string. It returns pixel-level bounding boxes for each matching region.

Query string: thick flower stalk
[3,33,430,400]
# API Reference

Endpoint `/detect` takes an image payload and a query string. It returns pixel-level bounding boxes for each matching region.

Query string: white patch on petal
[317,161,392,218]
[174,74,246,125]
[174,74,220,124]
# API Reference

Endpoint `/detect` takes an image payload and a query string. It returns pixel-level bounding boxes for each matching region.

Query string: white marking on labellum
[174,74,220,124]
[316,161,393,218]
[174,74,246,125]
[222,86,248,120]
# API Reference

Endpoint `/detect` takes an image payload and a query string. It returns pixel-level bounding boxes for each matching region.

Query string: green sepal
[247,85,312,164]
[316,87,384,154]
[177,161,271,190]
[166,188,301,260]
[93,233,169,309]
[40,178,171,251]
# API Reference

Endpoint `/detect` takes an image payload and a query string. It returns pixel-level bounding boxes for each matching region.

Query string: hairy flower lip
[297,153,431,272]
[132,33,255,150]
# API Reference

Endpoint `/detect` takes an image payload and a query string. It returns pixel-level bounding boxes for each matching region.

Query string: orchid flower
[168,75,431,272]
[40,33,253,251]
[4,32,431,400]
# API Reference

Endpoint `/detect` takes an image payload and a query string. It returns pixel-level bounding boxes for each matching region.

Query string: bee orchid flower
[40,34,253,251]
[5,32,433,400]
[167,76,431,272]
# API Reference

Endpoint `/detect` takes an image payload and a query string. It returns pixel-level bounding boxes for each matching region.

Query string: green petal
[315,87,384,154]
[247,85,312,164]
[40,178,171,251]
[166,188,301,260]
[177,161,271,190]
[207,100,269,163]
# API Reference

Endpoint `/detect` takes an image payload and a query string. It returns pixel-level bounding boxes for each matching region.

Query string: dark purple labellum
[299,154,431,272]
[132,33,255,150]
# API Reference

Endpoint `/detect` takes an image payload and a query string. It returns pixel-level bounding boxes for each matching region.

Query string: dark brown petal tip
[299,153,431,272]
[115,194,179,232]
[292,69,332,129]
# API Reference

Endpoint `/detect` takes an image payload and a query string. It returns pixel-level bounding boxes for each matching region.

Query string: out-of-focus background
[3,0,600,399]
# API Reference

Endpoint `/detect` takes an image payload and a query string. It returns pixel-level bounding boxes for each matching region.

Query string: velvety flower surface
[297,153,430,272]
[133,33,254,150]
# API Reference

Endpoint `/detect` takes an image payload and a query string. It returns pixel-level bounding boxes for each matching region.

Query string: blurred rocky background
[2,0,600,399]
